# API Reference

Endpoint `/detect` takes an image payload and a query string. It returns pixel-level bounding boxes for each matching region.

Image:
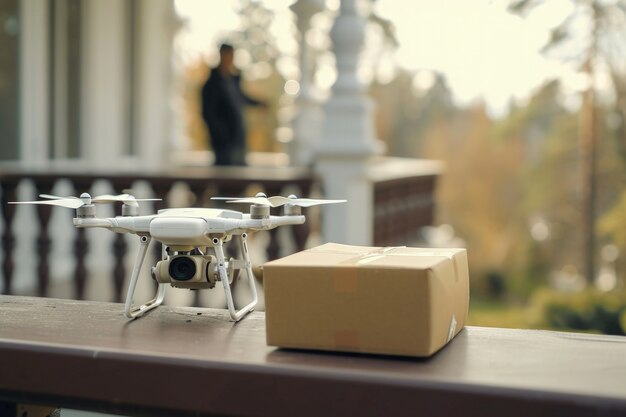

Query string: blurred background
[2,0,626,335]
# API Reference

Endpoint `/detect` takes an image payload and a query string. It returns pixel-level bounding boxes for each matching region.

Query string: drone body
[11,192,344,321]
[79,207,305,249]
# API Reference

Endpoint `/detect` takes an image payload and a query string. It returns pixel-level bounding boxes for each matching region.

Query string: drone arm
[267,215,306,228]
[73,217,115,229]
[73,216,153,234]
[232,215,305,232]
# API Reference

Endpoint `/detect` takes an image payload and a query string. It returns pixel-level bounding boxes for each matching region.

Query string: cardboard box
[263,243,470,357]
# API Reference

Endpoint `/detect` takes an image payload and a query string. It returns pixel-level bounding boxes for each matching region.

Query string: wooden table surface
[1,295,625,417]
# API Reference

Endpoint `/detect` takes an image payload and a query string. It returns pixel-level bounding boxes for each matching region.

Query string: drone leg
[239,232,258,313]
[124,235,166,319]
[214,235,257,321]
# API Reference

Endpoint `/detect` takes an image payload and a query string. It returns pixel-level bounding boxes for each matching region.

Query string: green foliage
[599,190,626,250]
[529,288,626,335]
[467,297,531,329]
[368,3,626,303]
[469,290,626,336]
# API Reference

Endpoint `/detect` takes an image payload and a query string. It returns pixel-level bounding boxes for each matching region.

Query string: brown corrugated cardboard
[263,243,470,357]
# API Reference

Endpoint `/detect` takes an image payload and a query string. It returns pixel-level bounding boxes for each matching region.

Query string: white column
[135,0,181,169]
[314,0,381,245]
[316,0,381,157]
[50,0,69,159]
[80,0,128,169]
[316,159,374,244]
[289,0,325,166]
[19,0,50,168]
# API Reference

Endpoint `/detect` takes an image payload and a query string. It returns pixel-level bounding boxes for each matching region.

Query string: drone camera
[154,255,218,289]
[169,256,197,280]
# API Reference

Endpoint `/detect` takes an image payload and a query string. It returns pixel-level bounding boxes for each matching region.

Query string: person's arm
[235,74,268,107]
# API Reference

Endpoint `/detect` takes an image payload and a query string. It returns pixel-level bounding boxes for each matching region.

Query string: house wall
[2,0,180,170]
[0,0,181,297]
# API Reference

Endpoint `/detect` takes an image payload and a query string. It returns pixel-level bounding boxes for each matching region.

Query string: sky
[375,0,577,113]
[174,0,586,117]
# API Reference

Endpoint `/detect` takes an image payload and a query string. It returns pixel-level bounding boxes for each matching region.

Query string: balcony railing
[0,160,438,303]
[370,158,440,246]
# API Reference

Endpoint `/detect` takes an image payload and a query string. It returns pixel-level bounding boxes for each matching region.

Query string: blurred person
[201,43,267,166]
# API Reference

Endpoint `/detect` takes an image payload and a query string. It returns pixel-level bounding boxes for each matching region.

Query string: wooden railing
[3,296,625,417]
[373,175,436,246]
[370,158,440,246]
[0,160,439,302]
[0,166,314,302]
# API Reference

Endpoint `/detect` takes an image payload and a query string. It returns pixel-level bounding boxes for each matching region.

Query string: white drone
[11,192,345,321]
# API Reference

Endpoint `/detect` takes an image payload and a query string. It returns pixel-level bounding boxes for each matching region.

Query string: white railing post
[289,0,325,166]
[314,0,381,245]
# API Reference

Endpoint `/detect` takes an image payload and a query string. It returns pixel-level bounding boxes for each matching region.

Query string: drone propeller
[10,197,85,209]
[211,193,346,208]
[10,193,161,209]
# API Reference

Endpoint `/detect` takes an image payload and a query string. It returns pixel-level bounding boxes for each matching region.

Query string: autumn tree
[509,0,626,283]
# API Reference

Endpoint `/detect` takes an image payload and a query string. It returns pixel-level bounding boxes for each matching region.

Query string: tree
[509,0,626,283]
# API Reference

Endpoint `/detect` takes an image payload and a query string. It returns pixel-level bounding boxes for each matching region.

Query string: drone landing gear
[123,234,257,322]
[213,233,258,321]
[124,235,166,319]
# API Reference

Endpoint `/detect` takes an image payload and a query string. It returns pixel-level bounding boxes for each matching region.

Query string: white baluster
[289,0,326,166]
[314,0,382,245]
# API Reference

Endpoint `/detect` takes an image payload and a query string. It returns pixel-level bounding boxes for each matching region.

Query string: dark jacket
[201,68,262,153]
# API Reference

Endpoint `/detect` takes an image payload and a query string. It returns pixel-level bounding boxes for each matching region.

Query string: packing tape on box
[354,247,459,263]
[380,249,462,283]
[328,247,464,351]
[334,329,360,350]
[307,245,409,256]
[329,250,405,349]
[305,247,381,255]
[332,247,401,293]
[447,315,458,343]
[308,245,460,262]
[332,247,462,294]
[383,249,457,260]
